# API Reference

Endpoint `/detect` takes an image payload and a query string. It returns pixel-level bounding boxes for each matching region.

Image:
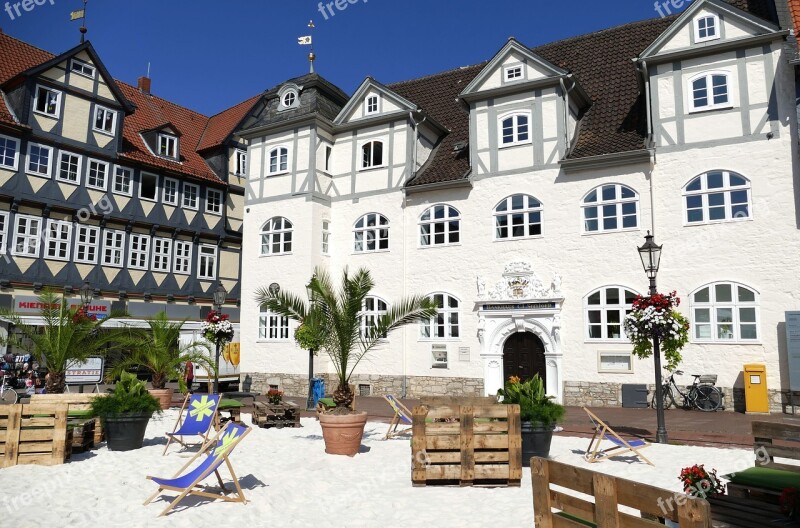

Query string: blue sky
[2,0,677,116]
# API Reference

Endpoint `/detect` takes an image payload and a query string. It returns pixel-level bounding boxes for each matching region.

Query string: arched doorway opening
[502,332,546,385]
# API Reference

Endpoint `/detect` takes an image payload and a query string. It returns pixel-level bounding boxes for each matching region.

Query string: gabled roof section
[459,38,569,99]
[0,32,57,127]
[639,0,782,60]
[197,93,261,151]
[333,77,418,125]
[142,122,182,137]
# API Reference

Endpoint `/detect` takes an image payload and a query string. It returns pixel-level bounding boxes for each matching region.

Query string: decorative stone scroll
[477,262,563,301]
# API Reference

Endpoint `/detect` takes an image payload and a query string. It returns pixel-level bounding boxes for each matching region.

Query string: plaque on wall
[785,312,800,391]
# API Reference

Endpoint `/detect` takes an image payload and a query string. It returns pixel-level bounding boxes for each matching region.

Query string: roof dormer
[334,77,419,125]
[141,123,182,161]
[277,83,302,111]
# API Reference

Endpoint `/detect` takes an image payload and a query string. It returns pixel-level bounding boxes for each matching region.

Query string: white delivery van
[180,329,240,391]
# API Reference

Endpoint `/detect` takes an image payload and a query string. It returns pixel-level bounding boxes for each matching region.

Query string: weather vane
[298,20,316,74]
[70,0,88,43]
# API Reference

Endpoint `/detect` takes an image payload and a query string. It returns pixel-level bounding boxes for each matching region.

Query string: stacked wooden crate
[0,403,72,467]
[251,401,301,429]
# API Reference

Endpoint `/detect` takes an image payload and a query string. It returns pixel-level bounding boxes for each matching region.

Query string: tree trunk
[332,383,354,410]
[45,371,66,394]
[151,373,166,389]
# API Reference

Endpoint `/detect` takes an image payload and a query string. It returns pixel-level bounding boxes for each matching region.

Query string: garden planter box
[411,404,521,487]
[251,401,301,429]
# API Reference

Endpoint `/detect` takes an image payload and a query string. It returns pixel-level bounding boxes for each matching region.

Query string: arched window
[689,72,731,112]
[683,171,751,224]
[585,286,638,340]
[691,282,759,342]
[361,141,383,168]
[269,147,288,174]
[582,184,638,233]
[494,194,542,239]
[421,293,460,339]
[499,113,530,146]
[420,204,460,247]
[259,306,289,340]
[354,213,389,252]
[360,296,388,339]
[260,217,292,256]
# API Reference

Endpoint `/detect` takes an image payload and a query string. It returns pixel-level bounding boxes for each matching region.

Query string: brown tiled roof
[0,32,53,127]
[197,93,261,152]
[789,0,800,45]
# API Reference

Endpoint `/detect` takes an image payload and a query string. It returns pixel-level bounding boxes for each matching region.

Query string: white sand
[0,410,755,527]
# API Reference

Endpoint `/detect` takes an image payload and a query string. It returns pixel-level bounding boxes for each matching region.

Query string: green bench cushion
[218,399,244,409]
[68,409,94,419]
[726,467,800,492]
[555,511,596,527]
[318,397,336,407]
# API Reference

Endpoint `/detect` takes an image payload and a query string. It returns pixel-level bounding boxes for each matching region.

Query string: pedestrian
[184,361,194,393]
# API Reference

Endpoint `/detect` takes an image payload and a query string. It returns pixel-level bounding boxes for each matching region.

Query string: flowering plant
[72,305,98,324]
[780,487,799,520]
[623,291,689,371]
[267,389,284,404]
[200,311,234,344]
[679,464,724,498]
[497,374,564,424]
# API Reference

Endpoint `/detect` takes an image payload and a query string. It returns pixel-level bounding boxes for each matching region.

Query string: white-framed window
[139,172,158,201]
[151,237,172,272]
[112,166,132,196]
[102,229,125,267]
[12,215,41,257]
[197,244,217,280]
[0,211,8,255]
[694,14,720,43]
[260,217,292,256]
[597,352,634,373]
[504,65,523,82]
[183,182,199,210]
[421,293,460,339]
[583,184,638,233]
[258,307,290,340]
[173,240,192,275]
[281,90,297,108]
[500,113,530,146]
[93,106,117,135]
[494,194,543,239]
[44,219,72,261]
[162,177,179,205]
[0,135,19,170]
[365,95,380,115]
[691,282,759,342]
[684,170,751,224]
[360,296,388,339]
[206,188,223,215]
[34,85,61,117]
[26,143,53,177]
[158,133,177,158]
[361,141,384,169]
[689,72,731,112]
[70,58,96,78]
[268,147,288,174]
[354,213,389,252]
[128,234,150,270]
[585,286,638,341]
[86,158,109,190]
[73,225,99,264]
[420,204,460,247]
[56,151,81,184]
[322,220,330,255]
[235,149,247,176]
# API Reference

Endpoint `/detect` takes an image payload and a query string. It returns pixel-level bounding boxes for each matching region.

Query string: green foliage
[90,371,162,418]
[497,374,565,425]
[255,267,438,410]
[106,312,215,389]
[627,310,689,371]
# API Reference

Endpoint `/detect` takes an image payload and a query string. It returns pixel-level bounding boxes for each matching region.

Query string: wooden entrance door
[503,332,546,385]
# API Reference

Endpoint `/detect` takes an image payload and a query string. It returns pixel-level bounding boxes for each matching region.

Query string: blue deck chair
[163,393,221,455]
[583,407,654,466]
[145,421,251,516]
[383,394,413,439]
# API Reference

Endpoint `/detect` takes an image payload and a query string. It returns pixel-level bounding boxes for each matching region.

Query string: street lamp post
[637,231,668,444]
[79,280,93,307]
[212,283,227,395]
[305,282,315,411]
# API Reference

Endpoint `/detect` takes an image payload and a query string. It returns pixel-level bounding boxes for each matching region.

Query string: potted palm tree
[107,312,214,410]
[0,290,130,394]
[90,371,162,451]
[256,267,437,456]
[497,374,564,464]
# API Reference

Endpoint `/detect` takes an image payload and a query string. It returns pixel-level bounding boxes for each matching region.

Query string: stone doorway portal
[502,332,546,385]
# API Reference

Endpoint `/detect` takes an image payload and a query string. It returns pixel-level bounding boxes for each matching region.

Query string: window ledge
[418,338,462,343]
[418,243,462,249]
[55,178,80,186]
[581,227,640,237]
[690,339,761,345]
[256,339,293,344]
[683,217,753,227]
[358,164,387,173]
[0,163,19,171]
[92,128,116,138]
[687,104,734,115]
[32,110,58,120]
[498,140,533,149]
[584,340,630,345]
[205,210,223,216]
[352,249,391,255]
[493,235,544,243]
[25,171,51,179]
[259,253,293,258]
[138,196,158,203]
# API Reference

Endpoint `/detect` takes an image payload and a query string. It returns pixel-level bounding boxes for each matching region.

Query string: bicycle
[0,373,18,404]
[652,370,724,412]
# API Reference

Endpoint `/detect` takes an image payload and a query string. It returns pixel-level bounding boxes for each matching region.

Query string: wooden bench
[531,457,712,527]
[30,393,104,445]
[0,404,72,467]
[420,396,499,407]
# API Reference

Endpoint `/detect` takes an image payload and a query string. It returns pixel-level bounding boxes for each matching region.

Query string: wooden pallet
[0,404,72,467]
[68,418,96,453]
[708,495,788,528]
[31,393,105,444]
[251,401,301,429]
[411,404,521,487]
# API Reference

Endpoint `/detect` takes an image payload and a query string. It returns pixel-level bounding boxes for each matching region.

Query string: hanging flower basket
[623,291,689,371]
[200,311,235,344]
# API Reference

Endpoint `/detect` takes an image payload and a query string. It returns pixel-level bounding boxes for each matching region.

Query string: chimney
[137,76,151,94]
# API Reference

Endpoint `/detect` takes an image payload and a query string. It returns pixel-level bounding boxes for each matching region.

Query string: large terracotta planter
[319,411,368,456]
[149,388,174,410]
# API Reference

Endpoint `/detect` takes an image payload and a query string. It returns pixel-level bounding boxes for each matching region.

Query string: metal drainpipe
[641,60,657,235]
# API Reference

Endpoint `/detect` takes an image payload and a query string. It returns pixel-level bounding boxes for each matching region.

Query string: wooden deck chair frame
[583,407,654,466]
[163,393,220,455]
[383,394,413,439]
[145,422,251,517]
